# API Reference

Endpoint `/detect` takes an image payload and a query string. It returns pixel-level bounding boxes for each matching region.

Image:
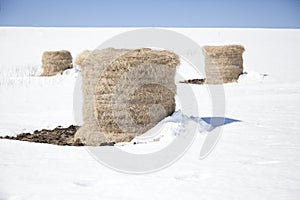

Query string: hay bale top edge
[42,50,72,56]
[79,48,180,68]
[202,45,245,57]
[75,50,91,66]
[42,50,72,61]
[115,48,180,68]
[79,48,130,69]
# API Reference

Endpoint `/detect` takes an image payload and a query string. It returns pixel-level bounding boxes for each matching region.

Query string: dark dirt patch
[179,78,206,85]
[0,125,84,146]
[0,125,116,146]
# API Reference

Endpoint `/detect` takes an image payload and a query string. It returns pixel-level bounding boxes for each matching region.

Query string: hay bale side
[75,48,179,145]
[74,48,131,145]
[41,50,73,76]
[75,50,91,66]
[202,45,245,84]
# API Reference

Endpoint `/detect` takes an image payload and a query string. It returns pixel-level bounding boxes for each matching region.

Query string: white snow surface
[0,27,300,200]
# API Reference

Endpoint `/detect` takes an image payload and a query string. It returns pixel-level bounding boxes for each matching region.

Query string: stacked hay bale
[41,50,73,76]
[75,48,179,145]
[202,45,245,84]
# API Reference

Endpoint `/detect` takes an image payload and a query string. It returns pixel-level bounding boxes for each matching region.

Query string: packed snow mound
[118,110,211,146]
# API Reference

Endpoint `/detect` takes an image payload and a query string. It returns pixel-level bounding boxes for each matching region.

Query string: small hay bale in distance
[202,45,245,84]
[75,48,180,145]
[41,50,73,76]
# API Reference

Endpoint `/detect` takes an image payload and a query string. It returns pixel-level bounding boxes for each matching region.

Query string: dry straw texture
[75,50,91,66]
[41,50,73,76]
[75,48,179,145]
[202,45,245,84]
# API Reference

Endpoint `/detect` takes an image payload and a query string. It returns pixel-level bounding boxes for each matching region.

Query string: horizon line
[1,25,300,30]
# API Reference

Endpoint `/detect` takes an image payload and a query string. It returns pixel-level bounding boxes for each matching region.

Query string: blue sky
[0,0,299,28]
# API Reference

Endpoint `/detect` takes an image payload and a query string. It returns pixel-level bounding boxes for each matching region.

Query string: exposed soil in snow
[180,78,206,84]
[0,125,85,146]
[0,125,117,146]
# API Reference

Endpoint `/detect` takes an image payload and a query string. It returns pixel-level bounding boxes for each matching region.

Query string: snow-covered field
[0,27,300,200]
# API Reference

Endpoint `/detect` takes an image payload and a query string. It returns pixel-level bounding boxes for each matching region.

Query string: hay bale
[75,50,91,66]
[75,48,180,145]
[41,50,73,76]
[202,45,245,84]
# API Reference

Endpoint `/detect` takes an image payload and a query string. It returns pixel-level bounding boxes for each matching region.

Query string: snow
[238,71,269,84]
[0,71,77,135]
[0,27,300,199]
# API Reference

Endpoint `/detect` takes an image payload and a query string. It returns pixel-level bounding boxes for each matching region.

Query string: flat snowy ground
[0,68,299,200]
[0,28,300,200]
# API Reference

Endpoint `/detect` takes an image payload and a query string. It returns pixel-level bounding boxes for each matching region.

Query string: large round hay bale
[41,50,73,76]
[202,45,245,84]
[75,50,91,66]
[75,48,180,145]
